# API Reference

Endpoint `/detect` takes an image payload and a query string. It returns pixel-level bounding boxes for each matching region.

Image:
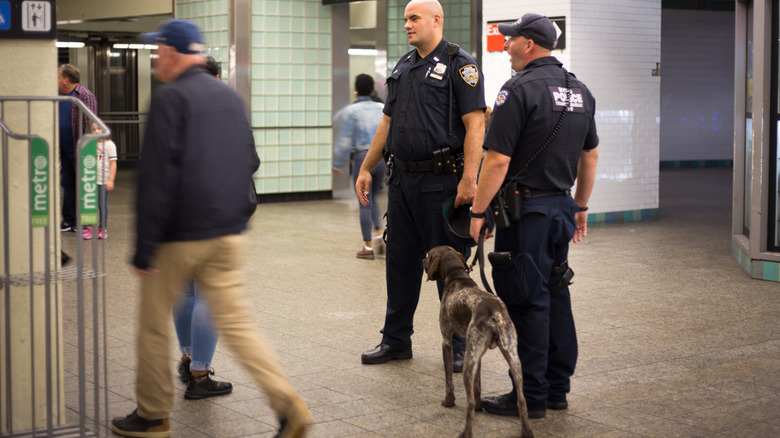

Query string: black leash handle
[469,223,495,295]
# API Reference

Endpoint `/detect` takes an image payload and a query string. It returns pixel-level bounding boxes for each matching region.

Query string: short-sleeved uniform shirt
[485,56,598,191]
[384,38,486,162]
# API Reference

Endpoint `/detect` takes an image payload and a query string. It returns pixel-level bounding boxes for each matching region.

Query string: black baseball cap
[140,19,205,54]
[498,13,557,50]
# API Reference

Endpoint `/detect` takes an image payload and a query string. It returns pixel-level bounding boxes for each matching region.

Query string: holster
[489,181,523,230]
[432,147,462,175]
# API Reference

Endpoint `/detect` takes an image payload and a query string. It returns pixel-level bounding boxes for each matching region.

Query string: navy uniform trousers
[492,194,580,411]
[381,168,468,352]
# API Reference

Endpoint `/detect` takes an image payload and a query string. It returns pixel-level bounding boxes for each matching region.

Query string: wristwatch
[469,207,486,218]
[578,205,589,212]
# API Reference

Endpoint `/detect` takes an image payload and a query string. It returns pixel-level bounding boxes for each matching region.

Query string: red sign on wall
[487,17,567,52]
[487,21,511,52]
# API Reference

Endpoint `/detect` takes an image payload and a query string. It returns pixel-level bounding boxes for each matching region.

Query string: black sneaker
[184,370,233,400]
[178,357,192,383]
[111,409,170,437]
[60,222,73,232]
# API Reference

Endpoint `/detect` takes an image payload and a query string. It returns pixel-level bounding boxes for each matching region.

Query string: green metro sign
[80,138,98,225]
[30,136,48,227]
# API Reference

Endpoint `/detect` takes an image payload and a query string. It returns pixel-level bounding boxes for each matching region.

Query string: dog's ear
[423,252,440,281]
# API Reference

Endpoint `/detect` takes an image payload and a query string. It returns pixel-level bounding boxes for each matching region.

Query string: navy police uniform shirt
[384,38,486,162]
[485,56,598,191]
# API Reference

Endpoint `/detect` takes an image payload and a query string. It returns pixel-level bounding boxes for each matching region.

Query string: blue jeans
[98,185,108,229]
[173,281,218,372]
[351,149,386,241]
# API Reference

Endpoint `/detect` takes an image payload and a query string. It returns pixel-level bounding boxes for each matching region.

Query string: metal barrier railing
[0,96,111,437]
[99,111,146,161]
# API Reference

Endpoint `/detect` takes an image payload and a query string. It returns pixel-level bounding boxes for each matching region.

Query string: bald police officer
[469,13,599,419]
[356,0,486,370]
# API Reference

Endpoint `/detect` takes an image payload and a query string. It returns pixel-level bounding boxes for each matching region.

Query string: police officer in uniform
[356,0,486,370]
[469,14,599,419]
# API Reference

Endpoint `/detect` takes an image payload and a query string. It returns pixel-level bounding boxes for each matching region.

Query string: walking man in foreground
[110,19,312,438]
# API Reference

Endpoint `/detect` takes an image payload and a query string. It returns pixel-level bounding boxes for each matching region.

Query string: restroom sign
[0,0,56,39]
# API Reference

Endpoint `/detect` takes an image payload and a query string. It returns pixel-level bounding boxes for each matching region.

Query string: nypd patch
[494,90,509,108]
[548,86,586,113]
[459,64,479,87]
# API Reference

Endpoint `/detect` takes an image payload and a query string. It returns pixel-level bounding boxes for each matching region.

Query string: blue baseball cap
[498,13,557,50]
[140,19,205,54]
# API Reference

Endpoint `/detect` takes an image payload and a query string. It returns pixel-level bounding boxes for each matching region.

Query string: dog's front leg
[442,340,456,407]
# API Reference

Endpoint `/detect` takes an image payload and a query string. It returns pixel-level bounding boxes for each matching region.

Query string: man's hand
[469,217,492,244]
[355,170,372,207]
[455,177,477,207]
[572,211,588,243]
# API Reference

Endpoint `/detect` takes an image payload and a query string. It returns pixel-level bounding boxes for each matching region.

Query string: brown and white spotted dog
[423,245,534,438]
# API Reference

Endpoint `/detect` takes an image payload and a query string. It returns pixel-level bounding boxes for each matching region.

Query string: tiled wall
[386,0,473,75]
[660,9,734,162]
[250,0,332,195]
[483,0,661,218]
[177,0,333,195]
[176,0,230,79]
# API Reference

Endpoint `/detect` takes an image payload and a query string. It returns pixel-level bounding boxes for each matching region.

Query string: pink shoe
[97,228,107,240]
[82,227,93,240]
[356,248,374,260]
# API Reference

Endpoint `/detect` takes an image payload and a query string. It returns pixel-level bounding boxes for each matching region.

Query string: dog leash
[469,224,496,295]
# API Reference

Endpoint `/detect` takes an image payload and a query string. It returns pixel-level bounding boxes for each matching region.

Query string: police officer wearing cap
[355,0,486,369]
[469,13,599,419]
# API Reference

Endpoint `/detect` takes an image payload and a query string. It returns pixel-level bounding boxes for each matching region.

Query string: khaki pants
[135,234,299,420]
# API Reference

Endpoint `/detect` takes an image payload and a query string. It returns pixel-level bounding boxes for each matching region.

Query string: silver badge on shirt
[430,63,446,80]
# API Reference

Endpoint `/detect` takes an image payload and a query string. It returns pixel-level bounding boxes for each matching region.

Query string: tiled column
[177,0,334,196]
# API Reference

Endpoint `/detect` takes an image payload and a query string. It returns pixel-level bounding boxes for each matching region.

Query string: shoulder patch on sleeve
[459,64,479,87]
[494,89,509,108]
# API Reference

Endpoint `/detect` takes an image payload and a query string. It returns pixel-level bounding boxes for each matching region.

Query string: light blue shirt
[333,97,384,169]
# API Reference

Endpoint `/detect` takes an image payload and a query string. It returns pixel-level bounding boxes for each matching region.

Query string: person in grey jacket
[111,19,312,438]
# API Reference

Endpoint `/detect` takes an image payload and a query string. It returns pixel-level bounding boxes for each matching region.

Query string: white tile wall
[482,0,662,215]
[660,9,734,161]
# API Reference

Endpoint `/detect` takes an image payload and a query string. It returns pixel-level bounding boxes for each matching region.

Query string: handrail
[0,95,111,142]
[0,119,37,140]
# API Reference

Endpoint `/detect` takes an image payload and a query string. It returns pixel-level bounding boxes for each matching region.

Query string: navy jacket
[486,56,598,191]
[133,65,259,270]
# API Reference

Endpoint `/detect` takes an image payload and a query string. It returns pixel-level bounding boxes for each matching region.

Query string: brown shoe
[356,249,374,260]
